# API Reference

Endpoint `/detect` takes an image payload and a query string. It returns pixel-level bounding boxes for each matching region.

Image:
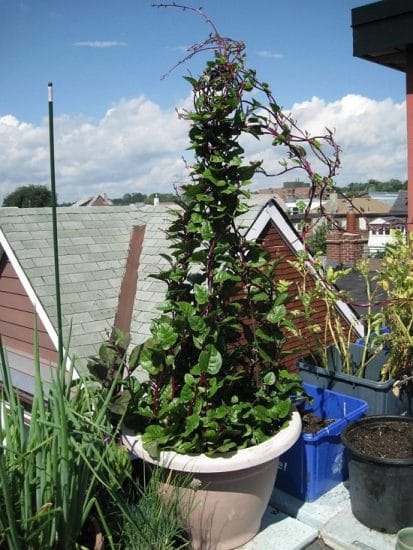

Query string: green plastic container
[397,528,413,550]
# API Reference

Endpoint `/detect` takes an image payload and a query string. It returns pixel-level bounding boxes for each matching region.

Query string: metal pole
[48,82,63,366]
[407,47,413,234]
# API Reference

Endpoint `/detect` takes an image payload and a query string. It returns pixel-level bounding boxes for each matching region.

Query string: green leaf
[273,399,291,419]
[201,220,213,240]
[213,269,234,283]
[180,384,195,402]
[194,284,209,305]
[153,322,178,350]
[188,315,206,333]
[184,373,196,386]
[263,372,276,385]
[213,441,237,454]
[128,344,144,371]
[199,345,222,375]
[109,390,131,416]
[184,414,200,435]
[142,424,167,459]
[266,304,287,324]
[202,168,217,184]
[253,405,272,422]
[214,404,227,418]
[140,348,163,375]
[251,292,268,302]
[177,301,196,316]
[255,327,274,343]
[183,76,198,86]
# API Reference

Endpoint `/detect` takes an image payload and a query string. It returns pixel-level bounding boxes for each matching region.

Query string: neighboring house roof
[0,196,271,371]
[313,196,390,215]
[335,268,387,316]
[0,196,362,379]
[389,190,407,217]
[72,193,113,207]
[0,206,142,367]
[369,216,405,227]
[256,186,313,203]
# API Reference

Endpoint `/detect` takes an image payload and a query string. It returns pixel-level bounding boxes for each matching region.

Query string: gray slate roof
[0,196,271,370]
[389,190,407,217]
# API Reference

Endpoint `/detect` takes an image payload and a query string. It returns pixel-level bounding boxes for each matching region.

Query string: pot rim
[341,415,413,466]
[122,411,301,473]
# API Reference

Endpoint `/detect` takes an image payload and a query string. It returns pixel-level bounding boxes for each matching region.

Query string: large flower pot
[298,344,412,416]
[341,416,413,534]
[123,411,301,550]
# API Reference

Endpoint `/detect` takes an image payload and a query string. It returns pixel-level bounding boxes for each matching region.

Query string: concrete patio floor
[241,482,398,550]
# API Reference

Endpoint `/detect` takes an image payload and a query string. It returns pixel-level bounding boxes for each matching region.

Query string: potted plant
[0,336,132,550]
[87,5,350,546]
[293,242,413,416]
[341,415,413,534]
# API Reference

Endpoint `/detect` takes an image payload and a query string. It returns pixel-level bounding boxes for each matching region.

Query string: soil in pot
[344,418,413,459]
[300,411,334,434]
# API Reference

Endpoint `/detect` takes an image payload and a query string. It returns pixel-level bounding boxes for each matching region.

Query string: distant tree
[2,185,53,208]
[306,222,330,255]
[112,192,147,205]
[341,179,407,197]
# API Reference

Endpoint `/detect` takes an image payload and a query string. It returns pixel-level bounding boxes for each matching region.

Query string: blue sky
[0,0,408,202]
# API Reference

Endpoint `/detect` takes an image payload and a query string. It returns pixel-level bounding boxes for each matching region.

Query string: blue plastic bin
[275,383,368,502]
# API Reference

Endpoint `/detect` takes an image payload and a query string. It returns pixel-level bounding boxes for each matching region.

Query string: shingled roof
[0,196,272,372]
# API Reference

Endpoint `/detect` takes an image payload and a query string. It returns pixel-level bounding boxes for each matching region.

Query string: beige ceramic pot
[123,411,301,550]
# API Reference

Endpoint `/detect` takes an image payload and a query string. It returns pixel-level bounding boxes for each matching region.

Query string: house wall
[259,222,352,371]
[0,256,57,364]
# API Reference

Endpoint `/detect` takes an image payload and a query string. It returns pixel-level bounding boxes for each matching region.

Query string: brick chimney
[326,208,368,266]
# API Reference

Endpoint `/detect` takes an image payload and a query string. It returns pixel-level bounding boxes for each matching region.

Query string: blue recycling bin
[275,383,368,502]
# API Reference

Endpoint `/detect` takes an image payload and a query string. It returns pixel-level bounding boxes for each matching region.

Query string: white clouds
[288,95,406,184]
[257,50,283,60]
[73,41,127,48]
[0,96,189,202]
[0,93,407,204]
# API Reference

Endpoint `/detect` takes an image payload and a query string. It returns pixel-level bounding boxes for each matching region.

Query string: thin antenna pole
[48,82,63,366]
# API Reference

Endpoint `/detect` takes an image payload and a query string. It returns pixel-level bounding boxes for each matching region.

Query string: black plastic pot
[341,416,413,534]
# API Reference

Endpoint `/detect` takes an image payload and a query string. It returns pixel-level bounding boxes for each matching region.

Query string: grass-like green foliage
[0,335,132,549]
[376,232,413,382]
[291,231,413,384]
[119,466,191,550]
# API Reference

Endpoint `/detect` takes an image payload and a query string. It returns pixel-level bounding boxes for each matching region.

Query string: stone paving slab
[271,483,350,530]
[241,507,318,550]
[320,507,397,550]
[270,483,398,550]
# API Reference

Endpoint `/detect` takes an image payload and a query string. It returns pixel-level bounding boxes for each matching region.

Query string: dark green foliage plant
[89,5,342,458]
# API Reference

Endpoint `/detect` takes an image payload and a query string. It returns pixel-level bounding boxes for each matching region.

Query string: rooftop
[0,196,271,370]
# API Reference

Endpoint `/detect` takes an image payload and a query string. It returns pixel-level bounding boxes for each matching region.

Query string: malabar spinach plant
[89,5,343,457]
